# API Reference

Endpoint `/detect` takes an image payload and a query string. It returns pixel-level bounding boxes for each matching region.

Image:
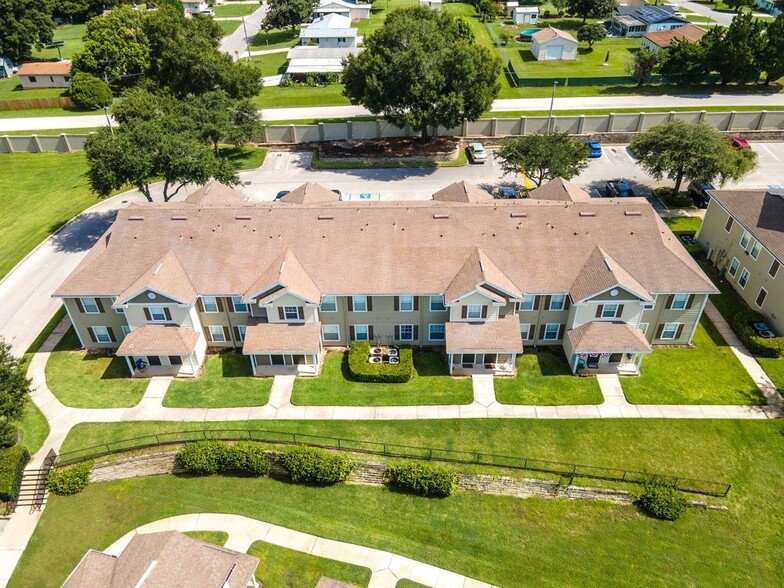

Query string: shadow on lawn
[49,210,117,253]
[219,352,254,378]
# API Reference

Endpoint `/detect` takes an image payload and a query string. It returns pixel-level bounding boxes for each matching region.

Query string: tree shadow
[49,210,117,253]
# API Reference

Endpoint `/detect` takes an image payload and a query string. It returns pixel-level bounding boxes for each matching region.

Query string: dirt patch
[319,137,459,159]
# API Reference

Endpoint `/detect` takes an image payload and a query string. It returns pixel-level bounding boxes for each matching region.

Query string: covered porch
[445,316,524,376]
[243,319,323,376]
[565,321,652,376]
[116,325,206,378]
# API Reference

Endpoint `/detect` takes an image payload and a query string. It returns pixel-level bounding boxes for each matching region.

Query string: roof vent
[624,210,642,216]
[304,184,310,194]
[170,215,187,221]
[463,184,469,193]
[235,214,251,220]
[579,211,595,217]
[433,213,449,219]
[510,212,527,218]
[317,215,333,220]
[128,216,144,221]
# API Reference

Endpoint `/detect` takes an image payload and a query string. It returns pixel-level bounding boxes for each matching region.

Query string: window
[467,304,483,319]
[639,323,649,335]
[284,306,300,320]
[121,325,131,336]
[64,76,70,83]
[601,303,620,318]
[549,294,566,311]
[670,294,689,311]
[543,323,560,340]
[738,268,750,289]
[81,297,100,314]
[740,230,751,250]
[148,306,167,322]
[322,324,340,341]
[399,295,414,312]
[429,324,445,341]
[208,325,226,342]
[520,323,532,340]
[237,325,246,342]
[352,296,367,312]
[320,295,337,312]
[115,307,124,315]
[354,324,369,341]
[169,356,182,365]
[755,288,767,308]
[399,324,414,341]
[430,296,446,312]
[661,322,680,340]
[92,326,111,343]
[728,258,740,277]
[769,259,780,278]
[724,217,734,232]
[231,296,248,313]
[202,296,219,313]
[750,241,762,260]
[519,295,535,311]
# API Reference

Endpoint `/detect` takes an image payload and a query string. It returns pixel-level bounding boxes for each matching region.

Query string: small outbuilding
[531,27,578,61]
[641,24,707,53]
[0,57,16,78]
[16,61,72,89]
[513,6,539,25]
[316,0,372,21]
[419,0,442,10]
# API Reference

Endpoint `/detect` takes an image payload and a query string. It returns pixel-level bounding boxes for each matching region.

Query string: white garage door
[546,45,563,60]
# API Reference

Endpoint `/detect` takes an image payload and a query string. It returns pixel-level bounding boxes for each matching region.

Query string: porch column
[188,353,195,376]
[124,356,135,376]
[250,354,257,376]
[448,353,453,374]
[636,353,645,368]
[572,354,580,373]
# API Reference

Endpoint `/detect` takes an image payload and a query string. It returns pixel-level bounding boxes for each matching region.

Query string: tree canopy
[762,15,784,85]
[0,0,55,62]
[0,339,31,445]
[576,23,607,49]
[702,12,765,84]
[496,132,589,188]
[342,7,502,141]
[626,47,659,86]
[263,0,314,31]
[565,0,617,24]
[629,120,758,194]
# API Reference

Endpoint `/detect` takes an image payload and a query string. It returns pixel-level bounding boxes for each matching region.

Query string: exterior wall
[640,38,662,53]
[532,39,577,61]
[124,303,194,331]
[196,296,251,348]
[639,293,707,344]
[64,297,129,349]
[264,293,318,324]
[755,0,781,16]
[513,9,538,24]
[571,296,645,331]
[647,21,686,33]
[419,0,442,9]
[448,292,501,322]
[18,73,71,90]
[314,36,357,48]
[182,0,208,15]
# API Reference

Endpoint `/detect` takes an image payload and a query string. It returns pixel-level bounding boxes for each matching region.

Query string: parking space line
[760,144,780,162]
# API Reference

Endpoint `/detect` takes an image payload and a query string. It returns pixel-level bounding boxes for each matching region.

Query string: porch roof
[567,321,651,354]
[242,319,322,354]
[116,325,200,356]
[445,316,524,354]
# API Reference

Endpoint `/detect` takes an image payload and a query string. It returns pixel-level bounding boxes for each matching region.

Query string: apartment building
[53,180,717,378]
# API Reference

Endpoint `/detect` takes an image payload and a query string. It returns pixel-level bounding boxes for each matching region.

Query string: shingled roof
[529,178,590,202]
[708,189,784,262]
[432,181,493,203]
[279,182,341,204]
[642,24,707,49]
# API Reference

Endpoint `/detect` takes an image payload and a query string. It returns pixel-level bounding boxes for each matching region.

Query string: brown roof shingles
[642,24,706,49]
[569,245,653,302]
[280,182,341,204]
[18,61,72,76]
[432,181,493,203]
[242,320,322,354]
[529,178,590,202]
[446,315,524,354]
[116,325,200,356]
[567,321,652,353]
[115,250,197,305]
[709,190,784,262]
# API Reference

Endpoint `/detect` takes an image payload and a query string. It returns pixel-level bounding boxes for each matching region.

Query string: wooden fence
[0,96,74,111]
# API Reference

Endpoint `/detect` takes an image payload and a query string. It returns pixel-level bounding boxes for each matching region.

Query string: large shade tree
[629,120,758,194]
[0,0,55,62]
[566,0,617,24]
[0,339,31,446]
[496,132,589,187]
[263,0,314,31]
[342,7,502,142]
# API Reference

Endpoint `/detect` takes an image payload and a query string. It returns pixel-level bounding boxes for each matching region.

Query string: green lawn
[0,77,65,101]
[758,358,784,393]
[0,153,98,280]
[311,147,468,169]
[17,419,784,587]
[0,127,99,135]
[163,353,272,408]
[31,24,86,61]
[662,216,703,235]
[218,20,243,36]
[183,530,228,546]
[219,144,267,170]
[250,28,301,50]
[622,318,764,405]
[214,4,257,17]
[16,403,50,455]
[45,328,147,408]
[291,352,474,406]
[494,351,604,405]
[249,52,288,77]
[248,540,371,588]
[255,84,351,108]
[397,581,429,588]
[0,105,91,118]
[355,0,419,36]
[694,257,751,325]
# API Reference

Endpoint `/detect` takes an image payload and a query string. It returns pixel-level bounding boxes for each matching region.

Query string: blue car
[587,141,603,158]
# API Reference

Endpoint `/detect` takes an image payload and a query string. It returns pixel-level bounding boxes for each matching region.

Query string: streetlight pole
[547,81,558,133]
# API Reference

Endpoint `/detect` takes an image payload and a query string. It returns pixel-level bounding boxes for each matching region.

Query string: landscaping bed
[319,137,458,160]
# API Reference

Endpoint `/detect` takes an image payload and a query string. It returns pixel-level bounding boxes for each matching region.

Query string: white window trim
[202,296,219,313]
[232,296,248,313]
[428,323,446,341]
[738,268,750,289]
[543,323,560,341]
[740,230,751,250]
[81,297,100,314]
[549,295,565,311]
[352,295,368,312]
[93,326,111,343]
[724,216,733,233]
[121,325,131,336]
[520,323,532,339]
[399,324,414,341]
[728,257,739,277]
[755,288,767,308]
[671,294,689,311]
[237,325,246,341]
[148,305,167,322]
[322,324,340,342]
[208,325,226,342]
[467,304,482,320]
[769,260,780,279]
[601,303,619,318]
[429,296,446,312]
[639,323,649,336]
[750,241,762,260]
[320,295,338,313]
[399,295,414,312]
[354,324,370,341]
[519,295,535,312]
[661,322,680,340]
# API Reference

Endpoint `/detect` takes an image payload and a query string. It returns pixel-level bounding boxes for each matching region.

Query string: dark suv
[606,179,634,198]
[687,181,714,208]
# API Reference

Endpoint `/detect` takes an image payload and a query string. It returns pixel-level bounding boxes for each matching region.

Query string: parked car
[728,136,750,150]
[586,141,603,158]
[467,142,488,164]
[496,186,519,199]
[274,190,290,201]
[606,179,634,198]
[687,181,715,208]
[199,9,215,16]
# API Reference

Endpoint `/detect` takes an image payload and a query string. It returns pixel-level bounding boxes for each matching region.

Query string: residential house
[289,13,361,75]
[63,531,259,588]
[419,0,443,9]
[316,0,372,21]
[697,189,784,335]
[16,61,71,89]
[299,14,358,48]
[513,6,539,25]
[755,0,782,17]
[54,179,717,379]
[610,6,687,38]
[641,24,707,53]
[531,27,578,61]
[0,57,16,78]
[181,0,209,16]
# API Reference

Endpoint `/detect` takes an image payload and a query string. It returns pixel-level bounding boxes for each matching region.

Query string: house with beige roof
[54,179,717,379]
[531,28,577,61]
[17,61,72,89]
[641,24,707,53]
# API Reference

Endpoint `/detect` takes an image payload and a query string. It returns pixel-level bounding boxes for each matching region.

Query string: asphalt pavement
[219,3,267,60]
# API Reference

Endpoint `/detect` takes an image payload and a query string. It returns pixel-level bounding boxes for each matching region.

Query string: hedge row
[46,461,93,496]
[638,484,687,521]
[279,446,355,485]
[388,463,457,498]
[731,309,784,358]
[347,341,414,383]
[0,446,30,501]
[175,441,270,476]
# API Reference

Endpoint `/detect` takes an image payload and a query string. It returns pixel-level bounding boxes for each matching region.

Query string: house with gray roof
[610,5,687,37]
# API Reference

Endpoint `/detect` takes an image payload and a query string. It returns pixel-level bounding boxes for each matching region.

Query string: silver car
[468,142,488,164]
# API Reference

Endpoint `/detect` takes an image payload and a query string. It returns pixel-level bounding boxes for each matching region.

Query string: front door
[462,353,475,367]
[271,354,285,366]
[147,356,162,366]
[587,354,600,369]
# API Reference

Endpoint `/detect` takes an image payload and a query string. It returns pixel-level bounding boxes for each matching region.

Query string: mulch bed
[319,137,458,159]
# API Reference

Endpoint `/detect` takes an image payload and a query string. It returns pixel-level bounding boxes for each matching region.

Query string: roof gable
[570,246,652,303]
[279,182,341,204]
[432,181,493,203]
[244,248,321,304]
[445,248,522,303]
[115,251,197,305]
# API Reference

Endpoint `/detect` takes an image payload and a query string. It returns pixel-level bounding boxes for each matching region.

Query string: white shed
[506,2,519,16]
[513,6,539,25]
[419,0,442,10]
[531,27,578,61]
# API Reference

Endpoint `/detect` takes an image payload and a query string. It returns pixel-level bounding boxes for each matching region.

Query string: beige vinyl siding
[126,291,181,305]
[195,297,251,348]
[641,293,706,344]
[64,297,128,349]
[449,292,500,322]
[571,300,645,330]
[264,293,317,324]
[125,304,193,331]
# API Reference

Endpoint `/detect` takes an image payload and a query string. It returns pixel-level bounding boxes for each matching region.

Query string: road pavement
[218,3,267,60]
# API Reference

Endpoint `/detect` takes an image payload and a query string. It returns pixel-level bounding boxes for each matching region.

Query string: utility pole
[241,15,251,61]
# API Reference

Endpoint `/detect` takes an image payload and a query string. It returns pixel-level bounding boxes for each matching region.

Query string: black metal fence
[56,428,732,497]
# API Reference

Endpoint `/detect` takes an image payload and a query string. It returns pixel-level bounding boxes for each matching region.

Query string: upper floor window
[601,303,620,318]
[430,296,446,312]
[283,306,301,321]
[320,295,337,312]
[670,294,690,311]
[750,241,762,260]
[467,304,483,320]
[519,295,535,311]
[770,259,780,279]
[236,325,247,342]
[399,295,414,312]
[147,305,168,322]
[202,296,219,313]
[231,296,248,313]
[549,294,566,311]
[728,257,739,277]
[738,268,750,289]
[352,295,367,312]
[724,217,733,232]
[80,297,100,314]
[740,230,751,250]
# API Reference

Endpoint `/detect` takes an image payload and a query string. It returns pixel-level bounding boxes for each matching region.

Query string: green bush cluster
[45,461,93,496]
[347,342,414,383]
[0,446,30,501]
[388,463,457,498]
[68,72,113,111]
[175,440,270,476]
[279,446,355,485]
[638,484,688,521]
[732,309,784,358]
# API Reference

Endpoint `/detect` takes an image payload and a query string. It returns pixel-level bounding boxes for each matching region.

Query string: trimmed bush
[175,440,228,475]
[638,484,687,521]
[0,446,30,501]
[347,342,414,383]
[68,72,112,111]
[279,446,355,485]
[0,426,18,449]
[388,463,457,498]
[224,442,270,476]
[732,309,784,358]
[45,461,93,496]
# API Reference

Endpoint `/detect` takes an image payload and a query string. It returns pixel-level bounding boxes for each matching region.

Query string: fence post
[490,118,498,137]
[289,125,297,144]
[461,119,467,137]
[607,113,616,133]
[636,112,645,133]
[346,120,353,140]
[375,119,382,140]
[698,110,707,123]
[519,116,526,136]
[318,122,325,142]
[756,110,767,131]
[577,115,585,135]
[726,111,737,131]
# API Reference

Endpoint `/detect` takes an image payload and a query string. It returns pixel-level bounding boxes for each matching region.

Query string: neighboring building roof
[243,320,322,354]
[529,178,590,202]
[445,248,523,303]
[115,250,197,305]
[301,14,356,38]
[63,550,117,587]
[185,181,248,206]
[245,248,322,304]
[570,245,653,303]
[317,0,371,9]
[17,60,71,76]
[567,321,652,354]
[531,27,577,44]
[279,182,341,204]
[116,325,201,356]
[709,189,784,262]
[616,5,685,24]
[432,181,493,203]
[514,6,539,12]
[642,24,707,49]
[445,315,524,354]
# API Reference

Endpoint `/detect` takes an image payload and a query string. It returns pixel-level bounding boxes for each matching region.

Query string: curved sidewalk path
[106,513,494,588]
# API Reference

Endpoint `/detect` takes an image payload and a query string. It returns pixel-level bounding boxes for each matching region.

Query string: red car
[728,136,750,150]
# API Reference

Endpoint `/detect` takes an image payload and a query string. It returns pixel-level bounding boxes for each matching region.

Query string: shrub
[638,484,687,520]
[0,426,18,449]
[279,446,355,485]
[732,309,784,358]
[0,446,30,501]
[175,440,228,475]
[224,442,270,476]
[347,342,414,383]
[45,461,93,496]
[69,72,113,110]
[388,463,457,498]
